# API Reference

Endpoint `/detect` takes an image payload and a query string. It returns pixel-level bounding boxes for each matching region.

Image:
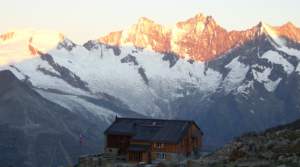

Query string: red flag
[79,134,83,145]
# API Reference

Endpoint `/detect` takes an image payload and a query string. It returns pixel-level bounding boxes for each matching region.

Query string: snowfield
[262,50,294,74]
[1,26,300,118]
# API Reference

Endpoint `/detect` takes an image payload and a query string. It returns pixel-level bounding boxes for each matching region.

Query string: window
[155,143,164,148]
[157,152,166,160]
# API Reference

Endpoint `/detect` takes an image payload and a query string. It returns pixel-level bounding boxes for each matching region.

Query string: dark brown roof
[104,117,203,144]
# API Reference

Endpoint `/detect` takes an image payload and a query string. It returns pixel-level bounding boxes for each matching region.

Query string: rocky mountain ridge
[190,118,300,167]
[0,70,106,167]
[100,13,300,61]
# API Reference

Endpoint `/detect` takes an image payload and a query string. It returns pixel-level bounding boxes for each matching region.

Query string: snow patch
[296,64,300,74]
[252,66,282,92]
[261,50,294,74]
[223,57,249,92]
[3,56,91,96]
[277,47,300,60]
[237,81,254,95]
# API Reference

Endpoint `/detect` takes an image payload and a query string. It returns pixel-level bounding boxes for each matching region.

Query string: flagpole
[80,133,83,156]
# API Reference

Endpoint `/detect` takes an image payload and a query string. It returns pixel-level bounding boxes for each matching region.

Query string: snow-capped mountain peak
[136,16,157,26]
[100,16,171,52]
[281,21,295,29]
[176,12,208,30]
[98,13,300,62]
[0,31,15,41]
[253,21,300,43]
[0,29,69,65]
[0,29,64,46]
[263,22,279,35]
[275,22,300,43]
[99,13,229,61]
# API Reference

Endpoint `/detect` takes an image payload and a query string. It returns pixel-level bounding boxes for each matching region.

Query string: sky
[0,0,299,43]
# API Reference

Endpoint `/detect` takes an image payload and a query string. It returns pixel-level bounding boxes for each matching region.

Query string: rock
[277,165,287,167]
[265,140,275,149]
[278,155,285,161]
[260,151,274,159]
[191,119,300,167]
